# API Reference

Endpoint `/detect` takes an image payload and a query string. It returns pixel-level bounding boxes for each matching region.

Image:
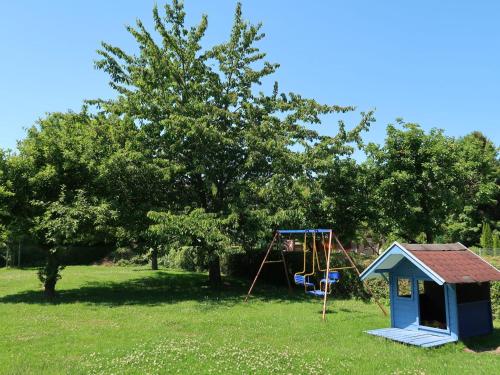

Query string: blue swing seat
[320,271,340,285]
[294,274,314,287]
[306,289,326,297]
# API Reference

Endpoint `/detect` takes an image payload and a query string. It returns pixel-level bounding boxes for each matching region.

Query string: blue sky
[1,1,499,154]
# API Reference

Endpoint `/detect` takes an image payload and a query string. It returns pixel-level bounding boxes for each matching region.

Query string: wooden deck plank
[366,328,457,348]
[408,335,444,345]
[401,335,444,346]
[395,334,433,343]
[384,332,424,340]
[421,337,457,348]
[369,329,422,340]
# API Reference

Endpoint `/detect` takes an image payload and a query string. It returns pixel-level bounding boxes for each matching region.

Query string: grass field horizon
[0,266,498,374]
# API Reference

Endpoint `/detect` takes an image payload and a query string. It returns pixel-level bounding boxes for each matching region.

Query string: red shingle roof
[402,243,500,283]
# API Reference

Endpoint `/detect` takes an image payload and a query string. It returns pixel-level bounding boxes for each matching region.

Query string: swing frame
[244,229,388,320]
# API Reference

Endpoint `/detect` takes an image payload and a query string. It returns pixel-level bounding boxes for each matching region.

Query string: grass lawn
[0,266,498,374]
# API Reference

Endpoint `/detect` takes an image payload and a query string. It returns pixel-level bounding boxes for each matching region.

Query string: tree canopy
[365,121,462,242]
[94,0,373,283]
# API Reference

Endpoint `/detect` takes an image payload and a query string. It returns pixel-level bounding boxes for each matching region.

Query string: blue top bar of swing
[277,229,332,234]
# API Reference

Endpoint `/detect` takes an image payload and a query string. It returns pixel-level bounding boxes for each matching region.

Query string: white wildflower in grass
[84,336,331,374]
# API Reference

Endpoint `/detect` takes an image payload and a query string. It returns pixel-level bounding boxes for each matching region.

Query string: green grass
[0,266,498,374]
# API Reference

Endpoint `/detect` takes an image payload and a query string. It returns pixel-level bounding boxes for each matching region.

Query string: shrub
[491,281,500,320]
[113,249,149,266]
[160,246,201,272]
[364,277,390,305]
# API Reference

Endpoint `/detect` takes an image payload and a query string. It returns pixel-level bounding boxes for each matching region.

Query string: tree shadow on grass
[463,327,500,353]
[0,271,314,308]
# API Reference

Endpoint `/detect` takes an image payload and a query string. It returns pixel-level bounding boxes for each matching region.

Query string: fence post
[18,240,21,268]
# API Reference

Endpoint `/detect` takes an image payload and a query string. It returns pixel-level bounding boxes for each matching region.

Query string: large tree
[444,132,499,245]
[365,121,461,242]
[9,110,151,294]
[95,1,373,284]
[32,188,115,297]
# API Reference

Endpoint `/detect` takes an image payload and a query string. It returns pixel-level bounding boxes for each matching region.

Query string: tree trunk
[44,277,57,299]
[151,247,158,270]
[42,251,60,299]
[425,230,434,243]
[208,256,222,287]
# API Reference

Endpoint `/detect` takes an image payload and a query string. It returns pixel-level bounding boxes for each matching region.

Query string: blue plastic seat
[306,289,326,297]
[294,274,314,287]
[320,271,340,285]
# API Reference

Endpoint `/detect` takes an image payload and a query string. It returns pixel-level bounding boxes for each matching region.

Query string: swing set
[245,229,387,320]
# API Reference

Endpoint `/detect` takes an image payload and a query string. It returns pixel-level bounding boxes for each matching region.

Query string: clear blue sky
[1,1,499,153]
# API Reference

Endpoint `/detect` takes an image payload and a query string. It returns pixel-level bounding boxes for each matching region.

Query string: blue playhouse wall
[455,283,493,338]
[388,257,460,339]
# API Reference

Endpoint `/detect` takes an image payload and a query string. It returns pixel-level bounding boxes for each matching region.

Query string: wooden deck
[366,328,457,348]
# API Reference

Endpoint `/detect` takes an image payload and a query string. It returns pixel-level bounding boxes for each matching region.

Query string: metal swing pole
[321,230,333,321]
[244,231,279,302]
[279,246,292,294]
[333,234,388,316]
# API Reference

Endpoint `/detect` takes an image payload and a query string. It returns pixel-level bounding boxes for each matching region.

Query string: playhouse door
[391,276,418,329]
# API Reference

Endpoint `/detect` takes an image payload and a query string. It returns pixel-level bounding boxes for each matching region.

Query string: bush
[160,246,201,271]
[364,277,390,305]
[491,281,500,320]
[108,246,157,266]
[109,247,135,262]
[482,256,499,320]
[115,253,150,266]
[115,258,132,267]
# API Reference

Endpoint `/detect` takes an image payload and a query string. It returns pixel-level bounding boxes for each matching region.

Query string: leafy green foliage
[445,132,499,245]
[95,1,372,281]
[493,232,500,251]
[6,110,145,293]
[148,208,236,275]
[361,126,499,247]
[33,188,115,250]
[32,188,116,296]
[480,222,493,249]
[365,121,462,242]
[0,149,14,262]
[97,145,166,248]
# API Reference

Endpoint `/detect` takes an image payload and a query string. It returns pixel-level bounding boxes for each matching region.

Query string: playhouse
[360,242,500,347]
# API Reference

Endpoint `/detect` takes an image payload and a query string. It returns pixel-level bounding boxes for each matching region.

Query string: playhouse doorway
[418,280,447,330]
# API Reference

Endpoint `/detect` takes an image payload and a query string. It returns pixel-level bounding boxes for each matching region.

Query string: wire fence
[470,248,499,257]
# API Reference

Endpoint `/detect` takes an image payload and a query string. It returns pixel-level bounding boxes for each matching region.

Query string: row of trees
[0,2,498,297]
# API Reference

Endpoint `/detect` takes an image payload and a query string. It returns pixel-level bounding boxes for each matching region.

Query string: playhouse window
[397,277,412,298]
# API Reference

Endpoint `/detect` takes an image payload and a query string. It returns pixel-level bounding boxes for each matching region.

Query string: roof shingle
[402,243,500,283]
[402,243,466,251]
